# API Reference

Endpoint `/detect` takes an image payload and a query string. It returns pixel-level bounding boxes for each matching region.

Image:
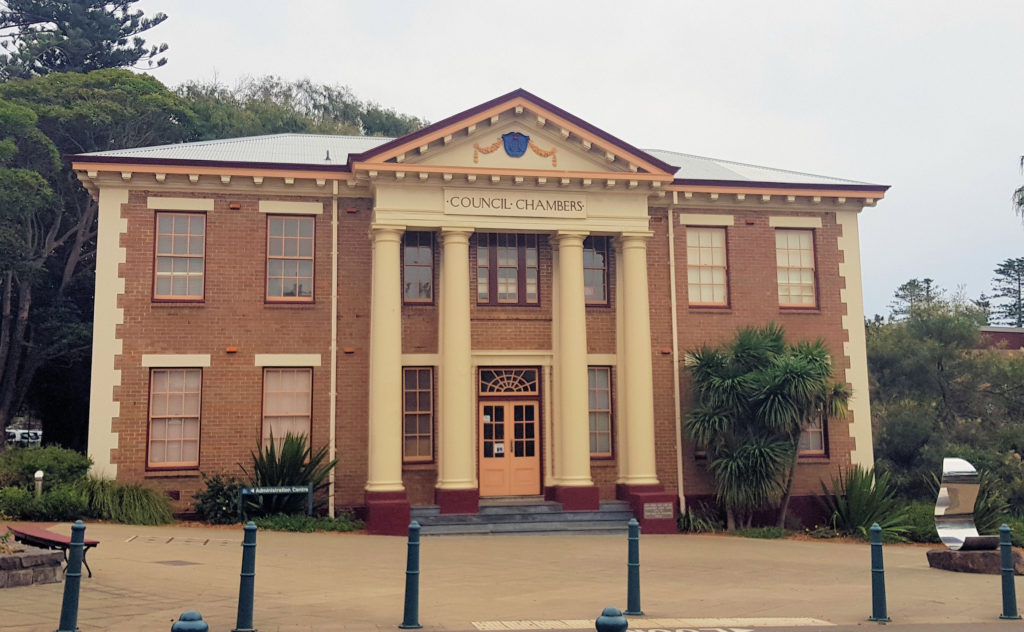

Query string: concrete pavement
[0,521,1019,631]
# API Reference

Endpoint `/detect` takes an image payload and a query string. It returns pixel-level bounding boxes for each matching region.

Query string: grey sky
[136,0,1024,317]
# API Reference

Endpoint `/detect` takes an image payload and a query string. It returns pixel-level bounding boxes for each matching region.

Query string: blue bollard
[398,521,422,629]
[596,606,629,632]
[232,521,258,632]
[1000,524,1021,620]
[624,518,643,616]
[868,523,891,622]
[56,520,86,632]
[171,610,210,631]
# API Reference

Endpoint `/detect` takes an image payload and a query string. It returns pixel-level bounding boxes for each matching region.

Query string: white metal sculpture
[935,457,999,551]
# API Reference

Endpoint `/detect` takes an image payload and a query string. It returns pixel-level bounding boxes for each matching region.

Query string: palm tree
[685,324,850,530]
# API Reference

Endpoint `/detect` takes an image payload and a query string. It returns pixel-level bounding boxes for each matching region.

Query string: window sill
[779,306,820,314]
[151,302,205,309]
[590,458,616,466]
[264,302,317,308]
[688,306,731,313]
[797,455,830,463]
[402,462,437,471]
[144,469,201,478]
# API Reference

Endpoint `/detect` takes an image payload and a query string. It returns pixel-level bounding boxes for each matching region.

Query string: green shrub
[732,526,788,539]
[0,486,32,518]
[1005,516,1024,547]
[678,501,723,533]
[193,474,245,524]
[818,465,910,542]
[75,478,174,525]
[240,433,337,516]
[28,487,87,521]
[252,512,363,532]
[903,501,940,543]
[803,524,840,539]
[0,446,91,489]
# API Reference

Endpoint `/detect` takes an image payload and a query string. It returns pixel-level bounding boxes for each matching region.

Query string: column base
[551,485,600,511]
[365,490,411,536]
[617,484,678,534]
[436,488,479,514]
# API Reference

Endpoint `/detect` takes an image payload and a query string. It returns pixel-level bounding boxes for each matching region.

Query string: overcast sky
[136,0,1024,317]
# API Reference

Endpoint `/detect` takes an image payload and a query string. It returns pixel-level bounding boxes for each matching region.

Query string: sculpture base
[927,548,1024,575]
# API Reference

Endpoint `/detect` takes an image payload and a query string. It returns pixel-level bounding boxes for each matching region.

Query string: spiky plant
[240,433,337,516]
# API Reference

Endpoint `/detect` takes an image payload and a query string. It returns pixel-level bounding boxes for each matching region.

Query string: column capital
[439,227,475,244]
[615,231,654,248]
[552,230,589,247]
[369,224,405,242]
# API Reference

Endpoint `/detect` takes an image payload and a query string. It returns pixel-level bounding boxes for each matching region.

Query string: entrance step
[410,500,635,536]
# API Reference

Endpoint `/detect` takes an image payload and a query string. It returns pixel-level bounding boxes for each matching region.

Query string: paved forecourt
[0,521,1018,631]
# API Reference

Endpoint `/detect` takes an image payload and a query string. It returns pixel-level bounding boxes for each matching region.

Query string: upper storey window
[403,232,434,303]
[686,227,728,306]
[267,216,314,301]
[583,236,609,305]
[776,229,816,307]
[476,234,539,305]
[154,212,205,300]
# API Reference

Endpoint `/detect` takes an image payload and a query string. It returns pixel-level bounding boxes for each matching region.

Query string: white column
[619,233,660,485]
[437,228,476,490]
[554,231,593,487]
[366,225,405,492]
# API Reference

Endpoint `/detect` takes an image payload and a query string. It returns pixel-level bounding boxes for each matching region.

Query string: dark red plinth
[617,484,678,534]
[553,485,600,511]
[365,490,411,536]
[436,488,479,514]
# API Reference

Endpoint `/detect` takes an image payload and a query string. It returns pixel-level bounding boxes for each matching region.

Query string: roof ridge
[644,148,866,184]
[86,132,394,155]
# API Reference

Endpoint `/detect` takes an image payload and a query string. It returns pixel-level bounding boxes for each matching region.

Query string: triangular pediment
[349,89,678,180]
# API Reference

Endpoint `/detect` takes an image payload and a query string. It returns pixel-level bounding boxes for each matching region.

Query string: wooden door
[479,401,540,496]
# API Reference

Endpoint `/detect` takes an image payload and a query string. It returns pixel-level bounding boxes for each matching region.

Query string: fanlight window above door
[479,368,539,395]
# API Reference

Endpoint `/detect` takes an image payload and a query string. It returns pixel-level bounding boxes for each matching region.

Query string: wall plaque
[643,502,673,520]
[443,188,586,219]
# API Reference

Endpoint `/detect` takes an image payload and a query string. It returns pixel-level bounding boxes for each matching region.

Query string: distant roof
[76,133,884,189]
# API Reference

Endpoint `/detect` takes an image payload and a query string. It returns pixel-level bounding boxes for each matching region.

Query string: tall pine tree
[991,258,1024,327]
[0,0,167,79]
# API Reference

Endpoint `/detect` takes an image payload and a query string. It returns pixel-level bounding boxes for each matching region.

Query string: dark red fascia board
[672,178,890,193]
[347,88,681,176]
[68,154,352,173]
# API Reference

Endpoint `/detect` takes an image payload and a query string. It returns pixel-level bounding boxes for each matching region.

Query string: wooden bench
[6,525,99,578]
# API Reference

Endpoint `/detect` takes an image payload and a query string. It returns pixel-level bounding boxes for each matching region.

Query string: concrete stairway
[410,498,635,535]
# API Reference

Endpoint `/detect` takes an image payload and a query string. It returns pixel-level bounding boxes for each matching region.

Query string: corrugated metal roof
[78,134,878,187]
[80,133,391,166]
[643,149,873,186]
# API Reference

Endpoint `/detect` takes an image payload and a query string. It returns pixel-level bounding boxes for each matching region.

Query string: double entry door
[479,400,540,496]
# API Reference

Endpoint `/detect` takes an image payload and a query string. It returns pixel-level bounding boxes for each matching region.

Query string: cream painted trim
[87,186,129,479]
[769,216,822,228]
[835,210,874,468]
[141,354,212,368]
[254,353,322,367]
[147,196,214,211]
[258,200,324,215]
[586,354,617,366]
[401,353,440,366]
[472,350,553,366]
[678,213,734,226]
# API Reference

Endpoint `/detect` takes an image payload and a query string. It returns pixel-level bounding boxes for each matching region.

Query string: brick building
[73,90,888,534]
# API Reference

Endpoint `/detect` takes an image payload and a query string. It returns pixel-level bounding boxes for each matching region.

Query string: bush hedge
[0,446,91,489]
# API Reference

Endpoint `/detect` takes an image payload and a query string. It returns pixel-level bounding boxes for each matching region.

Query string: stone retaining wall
[0,546,63,588]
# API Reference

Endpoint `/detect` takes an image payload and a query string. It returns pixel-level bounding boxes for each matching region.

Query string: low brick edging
[0,545,64,588]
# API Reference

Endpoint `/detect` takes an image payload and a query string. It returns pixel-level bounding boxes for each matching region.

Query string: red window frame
[267,215,315,302]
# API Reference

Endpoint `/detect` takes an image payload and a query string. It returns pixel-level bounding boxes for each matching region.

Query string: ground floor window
[402,367,433,462]
[798,417,826,455]
[262,368,312,448]
[588,367,613,457]
[148,368,201,468]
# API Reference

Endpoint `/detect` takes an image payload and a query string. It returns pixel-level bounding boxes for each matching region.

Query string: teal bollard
[1000,524,1021,620]
[868,523,891,622]
[171,610,210,631]
[624,518,643,616]
[232,521,258,632]
[595,606,629,632]
[56,520,86,632]
[398,521,422,629]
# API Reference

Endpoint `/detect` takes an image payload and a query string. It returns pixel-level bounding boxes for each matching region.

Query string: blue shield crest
[502,132,529,157]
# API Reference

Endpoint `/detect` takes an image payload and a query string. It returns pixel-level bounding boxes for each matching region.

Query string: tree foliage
[869,280,1024,510]
[684,323,849,529]
[177,75,426,140]
[990,257,1024,327]
[0,0,167,80]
